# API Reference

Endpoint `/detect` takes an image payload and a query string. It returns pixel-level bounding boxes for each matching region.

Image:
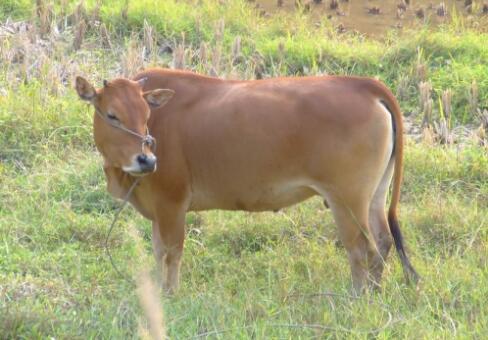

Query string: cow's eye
[107,113,118,121]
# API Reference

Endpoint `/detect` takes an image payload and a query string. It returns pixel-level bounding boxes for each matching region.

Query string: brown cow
[75,68,418,294]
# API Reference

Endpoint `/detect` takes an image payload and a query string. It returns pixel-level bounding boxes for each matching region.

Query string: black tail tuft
[388,212,420,284]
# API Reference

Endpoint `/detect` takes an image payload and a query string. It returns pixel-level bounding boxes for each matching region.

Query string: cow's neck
[103,165,136,199]
[103,165,155,219]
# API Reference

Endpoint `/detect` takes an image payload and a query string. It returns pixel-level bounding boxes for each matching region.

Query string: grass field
[1,0,487,338]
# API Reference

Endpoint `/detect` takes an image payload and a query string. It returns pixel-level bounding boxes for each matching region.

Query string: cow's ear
[75,76,97,102]
[143,89,175,108]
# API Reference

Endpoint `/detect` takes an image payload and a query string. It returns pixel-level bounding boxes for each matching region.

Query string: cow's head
[75,76,174,176]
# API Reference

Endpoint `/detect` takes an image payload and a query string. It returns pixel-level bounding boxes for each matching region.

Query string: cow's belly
[189,181,318,212]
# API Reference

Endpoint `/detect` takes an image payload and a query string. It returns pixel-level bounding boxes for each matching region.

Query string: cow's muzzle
[123,153,157,176]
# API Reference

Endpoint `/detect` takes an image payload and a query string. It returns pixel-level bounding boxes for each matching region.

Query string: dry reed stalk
[36,0,53,36]
[418,82,431,109]
[208,20,225,76]
[231,36,241,58]
[26,19,37,43]
[143,20,155,57]
[9,36,26,64]
[55,55,73,92]
[437,2,447,16]
[73,19,86,51]
[472,109,488,146]
[100,23,113,49]
[210,45,221,76]
[416,63,427,81]
[121,0,129,21]
[468,80,478,117]
[0,38,10,64]
[471,125,486,147]
[231,36,243,65]
[396,8,404,19]
[74,0,87,27]
[396,76,409,101]
[60,0,69,19]
[419,81,433,126]
[435,90,454,144]
[477,109,488,130]
[173,44,185,69]
[194,18,202,39]
[49,18,61,41]
[398,0,408,12]
[252,53,265,79]
[214,19,225,43]
[91,0,102,25]
[278,41,285,56]
[421,126,436,146]
[277,40,286,65]
[441,89,452,122]
[434,116,453,144]
[199,42,208,69]
[19,36,31,82]
[226,69,242,80]
[422,99,433,127]
[122,37,144,77]
[42,54,62,96]
[8,32,31,83]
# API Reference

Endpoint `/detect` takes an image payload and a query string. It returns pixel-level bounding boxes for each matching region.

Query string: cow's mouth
[123,165,157,177]
[127,170,151,177]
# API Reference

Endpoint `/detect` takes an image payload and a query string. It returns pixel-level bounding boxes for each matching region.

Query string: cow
[75,68,419,294]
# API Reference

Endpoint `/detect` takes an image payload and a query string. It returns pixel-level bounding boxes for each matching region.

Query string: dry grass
[416,62,427,82]
[418,81,433,127]
[468,80,479,116]
[99,22,112,49]
[172,39,186,70]
[143,19,155,58]
[127,226,166,340]
[198,41,208,69]
[73,19,86,51]
[35,0,53,37]
[441,88,452,121]
[122,36,145,77]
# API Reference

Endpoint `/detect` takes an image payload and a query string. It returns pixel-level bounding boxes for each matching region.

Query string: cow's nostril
[136,154,156,172]
[137,154,148,164]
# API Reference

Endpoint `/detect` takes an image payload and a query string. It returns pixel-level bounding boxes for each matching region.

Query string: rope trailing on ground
[104,177,141,286]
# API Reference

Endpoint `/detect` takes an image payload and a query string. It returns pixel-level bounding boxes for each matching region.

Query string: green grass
[1,0,487,338]
[1,141,487,338]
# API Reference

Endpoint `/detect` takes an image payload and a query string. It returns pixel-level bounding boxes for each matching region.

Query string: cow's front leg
[153,202,186,295]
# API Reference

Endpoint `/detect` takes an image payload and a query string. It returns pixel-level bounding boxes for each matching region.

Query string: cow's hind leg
[327,197,378,294]
[152,221,165,285]
[368,159,395,287]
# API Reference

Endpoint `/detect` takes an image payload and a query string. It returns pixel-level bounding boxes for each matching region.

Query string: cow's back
[136,69,393,212]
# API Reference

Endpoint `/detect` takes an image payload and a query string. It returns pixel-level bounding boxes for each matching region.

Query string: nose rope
[95,109,156,153]
[94,107,155,285]
[104,177,140,286]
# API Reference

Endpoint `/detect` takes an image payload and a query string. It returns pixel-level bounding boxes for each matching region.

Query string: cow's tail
[380,88,420,284]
